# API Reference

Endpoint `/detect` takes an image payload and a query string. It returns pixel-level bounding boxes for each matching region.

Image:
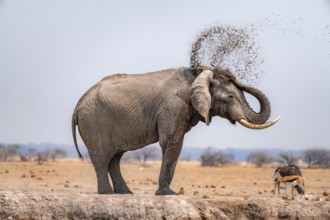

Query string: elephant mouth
[229,118,236,125]
[238,116,281,129]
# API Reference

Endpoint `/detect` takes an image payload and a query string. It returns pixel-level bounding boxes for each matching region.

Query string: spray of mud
[190,15,330,85]
[190,25,262,86]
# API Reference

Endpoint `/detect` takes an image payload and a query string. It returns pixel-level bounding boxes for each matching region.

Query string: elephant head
[190,67,280,129]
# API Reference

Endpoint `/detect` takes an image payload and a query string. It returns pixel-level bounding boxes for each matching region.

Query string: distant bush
[247,151,275,167]
[200,147,234,167]
[303,148,330,168]
[277,151,300,166]
[34,148,67,165]
[0,144,21,161]
[122,145,160,165]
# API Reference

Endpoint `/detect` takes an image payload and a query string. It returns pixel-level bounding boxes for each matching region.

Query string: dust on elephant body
[72,66,279,195]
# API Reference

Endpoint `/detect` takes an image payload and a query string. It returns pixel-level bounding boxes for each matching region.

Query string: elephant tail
[72,110,83,161]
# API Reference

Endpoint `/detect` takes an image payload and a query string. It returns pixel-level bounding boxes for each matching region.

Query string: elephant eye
[228,94,234,99]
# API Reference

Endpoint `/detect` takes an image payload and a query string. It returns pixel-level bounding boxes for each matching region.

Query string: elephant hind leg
[89,154,114,194]
[108,152,133,194]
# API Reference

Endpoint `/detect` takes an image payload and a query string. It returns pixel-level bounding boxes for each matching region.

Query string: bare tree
[132,145,160,165]
[49,148,67,161]
[0,144,21,161]
[303,148,330,168]
[0,144,5,161]
[247,151,275,167]
[277,152,300,166]
[200,147,234,167]
[36,152,47,165]
[27,148,37,160]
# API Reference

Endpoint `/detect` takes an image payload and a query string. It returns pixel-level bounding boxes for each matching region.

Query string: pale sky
[0,0,329,150]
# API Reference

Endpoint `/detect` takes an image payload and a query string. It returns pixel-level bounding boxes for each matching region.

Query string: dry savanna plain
[1,159,330,219]
[0,159,330,199]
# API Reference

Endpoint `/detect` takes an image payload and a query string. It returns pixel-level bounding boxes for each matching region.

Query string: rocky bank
[0,191,329,220]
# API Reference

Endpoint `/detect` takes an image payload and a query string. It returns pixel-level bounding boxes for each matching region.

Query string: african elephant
[72,66,279,195]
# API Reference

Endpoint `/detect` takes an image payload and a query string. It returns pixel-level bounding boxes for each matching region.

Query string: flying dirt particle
[258,192,262,194]
[254,182,258,185]
[64,184,70,188]
[197,185,201,188]
[210,185,216,188]
[179,187,184,195]
[65,180,70,184]
[21,174,27,178]
[192,184,195,187]
[193,190,199,196]
[323,191,328,196]
[37,177,43,181]
[5,170,9,174]
[202,195,210,199]
[190,25,263,86]
[221,186,226,188]
[31,174,36,178]
[205,185,209,188]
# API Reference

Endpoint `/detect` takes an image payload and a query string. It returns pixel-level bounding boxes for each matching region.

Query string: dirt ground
[1,159,330,219]
[0,159,329,200]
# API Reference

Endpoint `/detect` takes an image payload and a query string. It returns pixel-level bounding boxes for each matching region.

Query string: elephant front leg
[156,141,183,195]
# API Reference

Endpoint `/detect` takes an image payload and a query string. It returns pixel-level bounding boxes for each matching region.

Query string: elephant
[72,66,280,195]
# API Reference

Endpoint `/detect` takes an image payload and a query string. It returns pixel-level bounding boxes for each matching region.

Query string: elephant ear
[189,70,214,125]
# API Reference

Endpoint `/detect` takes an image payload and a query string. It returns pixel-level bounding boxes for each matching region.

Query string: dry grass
[0,159,329,200]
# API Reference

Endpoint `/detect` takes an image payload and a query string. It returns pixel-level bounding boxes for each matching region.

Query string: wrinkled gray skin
[72,67,272,195]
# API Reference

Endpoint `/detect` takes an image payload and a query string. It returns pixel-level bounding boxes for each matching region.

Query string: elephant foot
[98,190,115,195]
[115,189,133,194]
[98,187,114,194]
[155,187,178,195]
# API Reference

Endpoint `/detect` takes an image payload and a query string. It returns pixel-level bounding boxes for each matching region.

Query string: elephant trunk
[234,80,280,129]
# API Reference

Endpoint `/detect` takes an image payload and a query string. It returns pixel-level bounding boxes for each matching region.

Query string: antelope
[273,171,305,196]
[272,165,302,195]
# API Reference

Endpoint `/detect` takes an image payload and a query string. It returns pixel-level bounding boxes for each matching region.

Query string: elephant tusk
[239,116,281,130]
